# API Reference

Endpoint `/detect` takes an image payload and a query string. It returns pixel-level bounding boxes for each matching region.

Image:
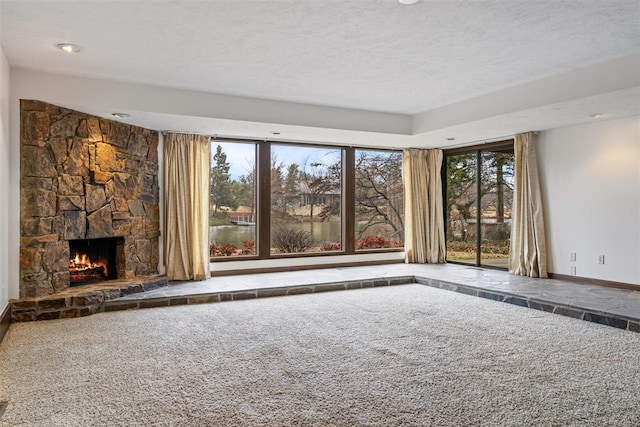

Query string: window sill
[210,252,405,275]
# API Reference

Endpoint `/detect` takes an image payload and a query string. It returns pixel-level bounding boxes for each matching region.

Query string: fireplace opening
[68,237,123,286]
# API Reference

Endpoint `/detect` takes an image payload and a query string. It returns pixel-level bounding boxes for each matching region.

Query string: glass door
[445,152,478,264]
[444,143,514,269]
[479,148,514,268]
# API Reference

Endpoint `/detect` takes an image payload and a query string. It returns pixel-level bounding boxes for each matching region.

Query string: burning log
[69,252,108,283]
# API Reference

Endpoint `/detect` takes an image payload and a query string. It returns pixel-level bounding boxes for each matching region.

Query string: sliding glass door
[479,148,514,267]
[445,152,478,264]
[444,142,514,268]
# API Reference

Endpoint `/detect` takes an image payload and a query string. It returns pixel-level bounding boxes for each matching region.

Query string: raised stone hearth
[20,100,161,298]
[10,276,168,322]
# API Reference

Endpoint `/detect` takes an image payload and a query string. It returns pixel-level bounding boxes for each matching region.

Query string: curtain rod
[161,131,307,142]
[161,130,538,151]
[161,131,274,143]
[160,131,407,151]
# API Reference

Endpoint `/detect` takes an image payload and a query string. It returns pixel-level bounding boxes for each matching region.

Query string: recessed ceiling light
[111,113,130,118]
[399,0,419,4]
[56,43,80,53]
[270,131,281,135]
[590,113,603,119]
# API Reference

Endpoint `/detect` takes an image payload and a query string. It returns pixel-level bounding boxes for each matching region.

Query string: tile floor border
[100,273,640,334]
[413,277,638,333]
[103,276,417,312]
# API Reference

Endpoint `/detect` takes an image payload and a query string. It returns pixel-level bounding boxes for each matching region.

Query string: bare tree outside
[354,150,404,248]
[270,145,342,253]
[209,143,405,257]
[299,157,341,222]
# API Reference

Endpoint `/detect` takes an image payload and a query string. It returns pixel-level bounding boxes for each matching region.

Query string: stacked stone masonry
[20,100,160,298]
[11,276,168,321]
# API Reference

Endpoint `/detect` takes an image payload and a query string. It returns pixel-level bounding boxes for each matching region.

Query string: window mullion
[257,141,271,258]
[344,148,355,254]
[476,149,482,267]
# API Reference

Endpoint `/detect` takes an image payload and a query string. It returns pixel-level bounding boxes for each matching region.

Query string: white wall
[413,55,640,134]
[538,116,640,285]
[0,46,10,309]
[11,69,411,136]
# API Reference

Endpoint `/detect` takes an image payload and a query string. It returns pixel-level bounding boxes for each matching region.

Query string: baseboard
[211,259,403,277]
[548,273,639,291]
[0,303,10,345]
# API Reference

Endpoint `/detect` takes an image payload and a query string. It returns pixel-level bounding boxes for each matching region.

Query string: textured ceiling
[2,0,639,114]
[1,0,639,147]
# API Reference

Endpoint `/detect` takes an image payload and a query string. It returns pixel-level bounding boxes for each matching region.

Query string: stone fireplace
[20,100,160,298]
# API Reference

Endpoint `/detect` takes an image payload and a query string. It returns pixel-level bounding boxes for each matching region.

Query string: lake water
[209,221,401,249]
[210,222,342,248]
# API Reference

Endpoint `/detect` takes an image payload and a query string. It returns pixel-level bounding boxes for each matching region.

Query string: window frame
[209,139,259,259]
[210,139,403,262]
[442,139,515,270]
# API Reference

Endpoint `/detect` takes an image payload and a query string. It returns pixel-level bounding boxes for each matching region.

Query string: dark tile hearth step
[103,276,417,312]
[10,275,167,322]
[10,267,639,335]
[412,277,640,334]
[102,274,640,334]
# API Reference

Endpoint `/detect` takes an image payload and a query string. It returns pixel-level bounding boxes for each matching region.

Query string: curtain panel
[509,132,548,278]
[403,148,446,263]
[164,133,211,280]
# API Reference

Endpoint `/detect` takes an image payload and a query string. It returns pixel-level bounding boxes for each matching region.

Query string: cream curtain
[509,132,548,278]
[164,133,211,280]
[403,149,446,263]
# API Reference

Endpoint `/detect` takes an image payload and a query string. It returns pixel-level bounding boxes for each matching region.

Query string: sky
[212,141,255,180]
[212,141,342,180]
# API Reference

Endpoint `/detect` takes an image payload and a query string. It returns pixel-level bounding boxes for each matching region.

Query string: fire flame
[69,252,108,276]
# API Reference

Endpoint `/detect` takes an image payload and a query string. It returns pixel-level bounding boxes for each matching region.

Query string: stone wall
[20,100,160,298]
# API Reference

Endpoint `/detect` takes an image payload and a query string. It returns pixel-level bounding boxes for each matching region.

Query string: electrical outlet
[571,266,577,276]
[570,252,576,262]
[598,255,605,265]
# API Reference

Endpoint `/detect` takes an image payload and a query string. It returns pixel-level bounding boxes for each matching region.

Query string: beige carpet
[1,284,639,426]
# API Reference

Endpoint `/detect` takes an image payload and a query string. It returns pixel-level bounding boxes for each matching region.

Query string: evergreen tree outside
[237,167,256,220]
[270,157,286,219]
[284,163,300,215]
[210,145,233,214]
[445,148,514,266]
